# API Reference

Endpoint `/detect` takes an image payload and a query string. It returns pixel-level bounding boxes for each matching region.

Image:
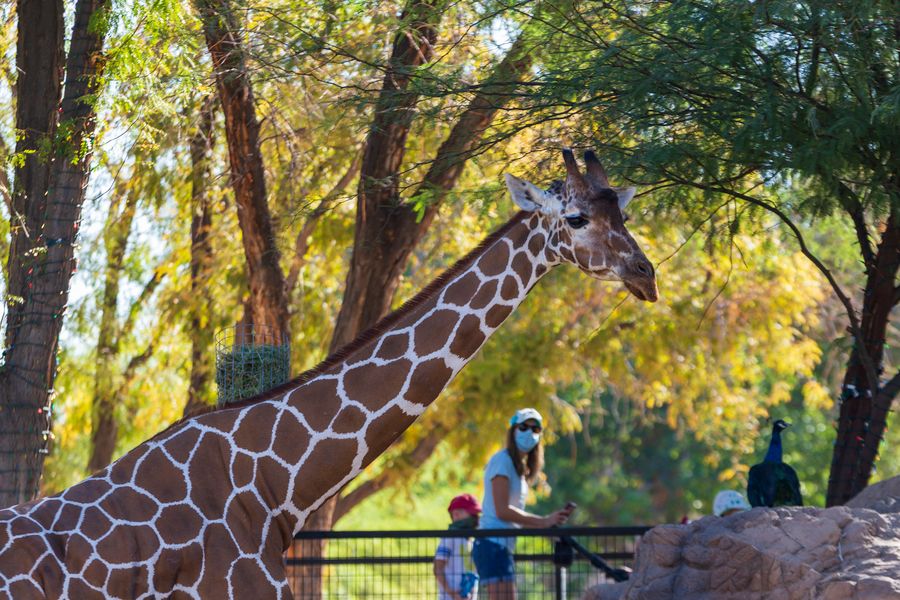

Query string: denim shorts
[472,538,515,584]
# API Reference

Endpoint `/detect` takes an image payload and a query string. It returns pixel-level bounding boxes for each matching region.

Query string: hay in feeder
[215,343,290,405]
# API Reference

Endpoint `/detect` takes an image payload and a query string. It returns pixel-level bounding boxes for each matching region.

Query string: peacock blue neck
[763,428,783,463]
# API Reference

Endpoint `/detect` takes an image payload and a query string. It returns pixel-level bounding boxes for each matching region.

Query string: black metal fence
[287,526,650,599]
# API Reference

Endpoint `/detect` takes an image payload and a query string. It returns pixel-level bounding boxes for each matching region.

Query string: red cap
[448,493,482,515]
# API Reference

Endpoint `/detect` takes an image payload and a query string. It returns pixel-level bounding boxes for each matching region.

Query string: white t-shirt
[479,449,528,550]
[435,536,477,599]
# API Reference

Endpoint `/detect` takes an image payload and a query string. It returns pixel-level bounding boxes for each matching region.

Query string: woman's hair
[506,425,544,486]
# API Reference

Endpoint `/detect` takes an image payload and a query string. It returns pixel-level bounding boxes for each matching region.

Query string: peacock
[747,419,803,507]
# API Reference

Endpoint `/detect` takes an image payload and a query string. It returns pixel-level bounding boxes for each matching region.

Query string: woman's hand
[541,508,571,527]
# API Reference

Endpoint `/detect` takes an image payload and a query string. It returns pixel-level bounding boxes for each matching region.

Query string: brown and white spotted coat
[0,150,657,599]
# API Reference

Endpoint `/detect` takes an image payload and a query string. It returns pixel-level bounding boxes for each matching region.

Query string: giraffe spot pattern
[271,412,312,465]
[449,315,485,358]
[233,403,280,453]
[444,272,479,305]
[406,359,454,406]
[375,332,409,360]
[343,359,412,411]
[231,452,255,488]
[134,448,186,503]
[157,505,203,545]
[414,310,458,355]
[80,507,112,540]
[82,558,108,588]
[332,405,367,434]
[470,280,498,310]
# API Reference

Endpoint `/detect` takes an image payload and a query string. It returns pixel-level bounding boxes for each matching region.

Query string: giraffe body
[0,151,657,598]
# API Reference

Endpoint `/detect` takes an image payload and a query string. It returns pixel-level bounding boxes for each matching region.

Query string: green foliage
[535,384,900,524]
[525,0,897,210]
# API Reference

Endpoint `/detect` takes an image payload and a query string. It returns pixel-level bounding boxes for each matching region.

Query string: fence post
[555,564,567,600]
[553,537,574,600]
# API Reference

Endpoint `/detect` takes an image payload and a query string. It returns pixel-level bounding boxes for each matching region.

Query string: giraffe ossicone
[0,149,657,599]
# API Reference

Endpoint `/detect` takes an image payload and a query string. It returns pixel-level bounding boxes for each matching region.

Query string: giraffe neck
[0,213,566,597]
[276,211,558,527]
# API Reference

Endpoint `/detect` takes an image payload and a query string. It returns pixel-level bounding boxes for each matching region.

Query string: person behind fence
[473,408,574,599]
[434,493,482,600]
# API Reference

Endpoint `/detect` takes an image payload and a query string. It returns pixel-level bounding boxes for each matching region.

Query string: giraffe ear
[505,173,548,213]
[613,186,636,210]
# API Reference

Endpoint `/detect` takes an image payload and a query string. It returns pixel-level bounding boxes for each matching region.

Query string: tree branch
[666,173,881,394]
[285,152,361,297]
[410,29,535,224]
[120,341,156,394]
[121,331,163,420]
[195,0,290,333]
[119,269,166,345]
[876,370,900,404]
[834,180,874,272]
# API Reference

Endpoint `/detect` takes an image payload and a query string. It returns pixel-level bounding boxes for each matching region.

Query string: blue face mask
[515,429,541,453]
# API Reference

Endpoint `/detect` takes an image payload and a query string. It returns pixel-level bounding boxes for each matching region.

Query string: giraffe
[0,149,657,599]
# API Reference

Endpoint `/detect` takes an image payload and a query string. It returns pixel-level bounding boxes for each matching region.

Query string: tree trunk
[86,186,140,473]
[330,29,533,351]
[194,0,289,335]
[295,14,536,598]
[292,2,445,593]
[324,28,535,526]
[827,210,900,505]
[184,97,218,416]
[0,0,108,508]
[0,0,65,508]
[301,0,444,536]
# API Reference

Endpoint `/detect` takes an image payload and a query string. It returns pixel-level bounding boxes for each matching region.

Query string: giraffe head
[504,149,658,302]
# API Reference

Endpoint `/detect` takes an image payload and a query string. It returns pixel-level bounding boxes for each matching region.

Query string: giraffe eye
[564,214,589,229]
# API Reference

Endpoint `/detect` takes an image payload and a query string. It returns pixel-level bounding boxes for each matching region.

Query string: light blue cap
[510,407,543,427]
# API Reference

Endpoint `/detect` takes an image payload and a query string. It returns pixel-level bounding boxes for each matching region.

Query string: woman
[473,408,572,599]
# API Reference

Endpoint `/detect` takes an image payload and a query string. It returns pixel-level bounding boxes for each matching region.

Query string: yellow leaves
[802,379,833,411]
[717,463,748,482]
[767,380,792,406]
[548,394,582,437]
[554,215,833,453]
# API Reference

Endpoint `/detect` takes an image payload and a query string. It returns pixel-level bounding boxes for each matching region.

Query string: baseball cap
[510,408,543,427]
[713,490,750,517]
[448,493,482,515]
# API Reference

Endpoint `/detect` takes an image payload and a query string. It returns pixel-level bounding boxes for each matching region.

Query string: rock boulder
[583,475,900,599]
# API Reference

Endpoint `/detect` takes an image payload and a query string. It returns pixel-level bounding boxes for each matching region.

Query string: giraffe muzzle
[624,277,659,303]
[622,258,658,302]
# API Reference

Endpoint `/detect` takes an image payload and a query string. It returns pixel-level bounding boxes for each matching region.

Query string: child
[434,493,481,600]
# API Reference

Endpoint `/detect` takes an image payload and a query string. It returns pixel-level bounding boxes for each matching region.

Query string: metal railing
[287,526,650,599]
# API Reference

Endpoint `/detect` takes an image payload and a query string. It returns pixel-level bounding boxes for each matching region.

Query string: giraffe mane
[156,210,530,436]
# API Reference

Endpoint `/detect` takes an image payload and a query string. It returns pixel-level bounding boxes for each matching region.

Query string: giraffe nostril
[636,261,653,276]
